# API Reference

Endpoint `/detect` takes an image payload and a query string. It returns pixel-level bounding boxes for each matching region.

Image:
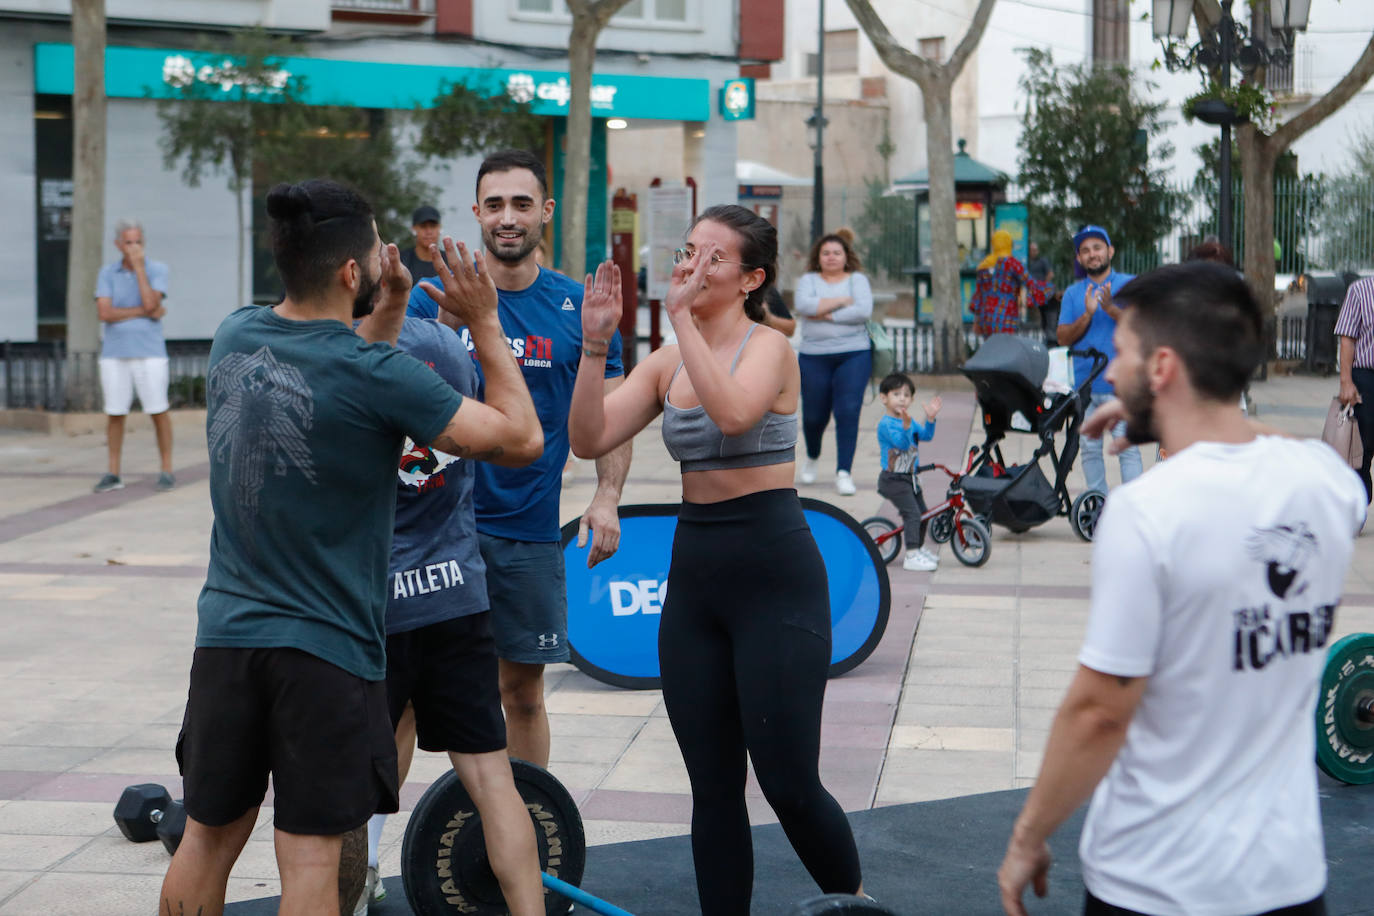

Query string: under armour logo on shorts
[537,633,560,650]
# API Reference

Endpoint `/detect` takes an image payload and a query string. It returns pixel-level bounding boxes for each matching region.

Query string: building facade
[3,0,781,343]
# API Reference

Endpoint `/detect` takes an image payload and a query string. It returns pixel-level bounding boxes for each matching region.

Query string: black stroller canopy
[962,335,1049,390]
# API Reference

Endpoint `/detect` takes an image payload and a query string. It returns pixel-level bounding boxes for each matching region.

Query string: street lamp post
[1153,0,1310,254]
[809,0,827,244]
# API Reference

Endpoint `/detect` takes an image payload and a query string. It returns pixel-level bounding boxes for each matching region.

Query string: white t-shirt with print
[1077,436,1366,916]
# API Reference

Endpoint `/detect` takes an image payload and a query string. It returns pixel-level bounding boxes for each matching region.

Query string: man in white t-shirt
[998,261,1366,916]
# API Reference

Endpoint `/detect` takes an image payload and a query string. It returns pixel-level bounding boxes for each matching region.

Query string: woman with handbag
[793,229,873,495]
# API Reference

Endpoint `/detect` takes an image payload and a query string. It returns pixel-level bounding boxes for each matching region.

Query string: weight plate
[402,759,587,915]
[1314,632,1374,785]
[791,893,899,915]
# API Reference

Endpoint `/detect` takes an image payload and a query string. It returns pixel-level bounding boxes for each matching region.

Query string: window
[517,0,553,10]
[519,0,687,22]
[1092,0,1129,66]
[806,29,858,76]
[918,36,944,63]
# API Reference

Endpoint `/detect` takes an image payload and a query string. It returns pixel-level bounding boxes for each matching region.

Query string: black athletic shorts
[1084,890,1326,916]
[385,612,507,755]
[176,647,399,836]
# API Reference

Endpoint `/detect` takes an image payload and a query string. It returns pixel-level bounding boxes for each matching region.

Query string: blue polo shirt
[408,267,624,542]
[1058,269,1134,395]
[96,259,169,358]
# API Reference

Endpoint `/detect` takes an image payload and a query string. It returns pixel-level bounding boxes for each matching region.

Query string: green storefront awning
[33,42,711,121]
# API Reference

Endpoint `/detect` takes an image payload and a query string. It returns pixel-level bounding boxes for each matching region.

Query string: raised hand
[378,242,412,311]
[664,242,717,325]
[924,395,943,420]
[582,260,622,345]
[419,238,498,329]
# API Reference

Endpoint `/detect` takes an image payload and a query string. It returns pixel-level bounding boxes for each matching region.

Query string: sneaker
[370,865,386,903]
[353,865,381,915]
[917,547,939,566]
[800,457,818,485]
[93,473,123,493]
[835,470,857,496]
[903,550,937,571]
[156,472,176,491]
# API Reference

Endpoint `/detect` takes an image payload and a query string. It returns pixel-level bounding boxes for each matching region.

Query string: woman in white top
[793,230,874,495]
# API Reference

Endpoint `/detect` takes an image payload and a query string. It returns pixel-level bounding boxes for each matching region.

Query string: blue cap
[1073,225,1112,250]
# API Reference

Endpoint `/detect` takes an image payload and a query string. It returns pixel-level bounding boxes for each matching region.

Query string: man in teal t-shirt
[160,179,542,916]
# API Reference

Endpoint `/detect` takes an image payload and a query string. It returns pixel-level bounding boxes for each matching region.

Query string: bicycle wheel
[928,509,954,544]
[862,516,901,566]
[951,517,991,568]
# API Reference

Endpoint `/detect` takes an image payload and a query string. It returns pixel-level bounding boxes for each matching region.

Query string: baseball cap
[1073,225,1112,250]
[411,205,441,225]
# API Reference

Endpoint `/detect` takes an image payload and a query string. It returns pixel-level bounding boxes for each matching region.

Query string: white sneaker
[353,865,383,915]
[835,470,857,496]
[917,547,939,566]
[903,550,937,571]
[800,457,818,484]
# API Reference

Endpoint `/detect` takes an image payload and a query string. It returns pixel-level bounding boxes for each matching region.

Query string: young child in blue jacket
[876,372,942,571]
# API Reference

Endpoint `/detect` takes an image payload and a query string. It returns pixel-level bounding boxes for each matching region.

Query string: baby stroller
[958,335,1109,541]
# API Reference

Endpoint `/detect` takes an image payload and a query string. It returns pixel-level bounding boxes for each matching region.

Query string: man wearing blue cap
[1057,225,1142,493]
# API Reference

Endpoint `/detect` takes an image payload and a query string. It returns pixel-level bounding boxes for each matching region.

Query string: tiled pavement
[0,371,1369,913]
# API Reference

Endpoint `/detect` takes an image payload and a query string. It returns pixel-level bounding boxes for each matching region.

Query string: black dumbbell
[157,799,187,855]
[114,783,187,854]
[114,784,172,843]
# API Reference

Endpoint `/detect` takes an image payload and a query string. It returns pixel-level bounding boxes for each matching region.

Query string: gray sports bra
[661,324,798,473]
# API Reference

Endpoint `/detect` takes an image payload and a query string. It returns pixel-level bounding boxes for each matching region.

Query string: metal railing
[1,342,212,412]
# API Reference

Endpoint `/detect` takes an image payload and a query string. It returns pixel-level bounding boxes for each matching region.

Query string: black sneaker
[156,472,176,491]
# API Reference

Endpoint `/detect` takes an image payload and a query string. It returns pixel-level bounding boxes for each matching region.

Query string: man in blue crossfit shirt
[409,149,631,768]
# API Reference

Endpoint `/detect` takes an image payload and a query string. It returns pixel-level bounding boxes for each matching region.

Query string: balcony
[331,0,434,24]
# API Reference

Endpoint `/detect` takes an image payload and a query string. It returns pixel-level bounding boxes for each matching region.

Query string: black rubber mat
[228,775,1374,915]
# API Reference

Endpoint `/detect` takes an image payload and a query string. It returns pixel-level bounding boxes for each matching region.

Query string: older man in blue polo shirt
[93,220,174,493]
[1057,225,1141,494]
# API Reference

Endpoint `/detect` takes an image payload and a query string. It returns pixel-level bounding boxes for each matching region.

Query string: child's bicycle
[861,449,992,568]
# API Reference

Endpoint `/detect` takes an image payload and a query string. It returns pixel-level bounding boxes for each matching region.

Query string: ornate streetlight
[1152,0,1311,252]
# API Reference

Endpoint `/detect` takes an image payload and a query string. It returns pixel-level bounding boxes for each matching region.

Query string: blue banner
[562,500,890,689]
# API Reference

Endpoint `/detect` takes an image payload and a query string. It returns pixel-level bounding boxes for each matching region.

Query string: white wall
[0,0,329,31]
[0,28,37,341]
[476,0,736,57]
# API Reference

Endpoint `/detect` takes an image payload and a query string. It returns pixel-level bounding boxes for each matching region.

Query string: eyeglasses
[672,248,747,275]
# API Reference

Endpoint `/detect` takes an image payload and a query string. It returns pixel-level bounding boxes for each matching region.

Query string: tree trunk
[923,78,962,371]
[1238,126,1278,310]
[561,15,598,280]
[65,0,106,407]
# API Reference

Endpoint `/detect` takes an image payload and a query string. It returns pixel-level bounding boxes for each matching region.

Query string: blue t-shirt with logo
[1057,269,1134,395]
[387,317,488,634]
[196,306,464,681]
[408,267,624,542]
[96,259,169,358]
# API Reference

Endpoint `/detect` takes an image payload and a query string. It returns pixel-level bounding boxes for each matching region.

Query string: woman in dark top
[568,205,864,914]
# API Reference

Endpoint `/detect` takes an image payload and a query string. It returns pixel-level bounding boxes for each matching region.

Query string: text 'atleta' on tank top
[661,323,798,473]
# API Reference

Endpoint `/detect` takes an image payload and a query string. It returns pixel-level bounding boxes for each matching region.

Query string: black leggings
[659,489,862,914]
[1351,367,1374,504]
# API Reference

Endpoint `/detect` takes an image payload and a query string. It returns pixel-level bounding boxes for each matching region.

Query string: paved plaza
[0,371,1368,913]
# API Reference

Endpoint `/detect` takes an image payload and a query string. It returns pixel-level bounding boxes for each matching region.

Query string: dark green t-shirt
[196,306,463,680]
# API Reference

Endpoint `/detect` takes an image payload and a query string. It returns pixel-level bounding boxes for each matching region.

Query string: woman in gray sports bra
[569,205,865,913]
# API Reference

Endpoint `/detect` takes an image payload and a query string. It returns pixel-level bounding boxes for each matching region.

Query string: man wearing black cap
[1057,224,1141,494]
[400,205,442,283]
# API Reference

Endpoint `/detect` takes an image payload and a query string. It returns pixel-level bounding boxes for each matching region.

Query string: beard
[483,225,541,265]
[1119,369,1158,445]
[351,266,381,319]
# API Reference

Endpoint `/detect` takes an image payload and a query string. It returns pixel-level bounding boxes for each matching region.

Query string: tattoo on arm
[431,433,506,463]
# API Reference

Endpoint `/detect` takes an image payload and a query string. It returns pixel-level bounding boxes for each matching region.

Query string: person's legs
[1352,367,1374,504]
[275,829,345,916]
[481,536,568,768]
[448,750,543,916]
[152,412,174,473]
[160,807,259,916]
[829,348,873,474]
[106,415,126,476]
[660,517,752,915]
[877,471,924,549]
[498,660,549,766]
[799,352,836,462]
[912,484,930,547]
[131,357,174,475]
[1080,393,1111,493]
[98,357,133,480]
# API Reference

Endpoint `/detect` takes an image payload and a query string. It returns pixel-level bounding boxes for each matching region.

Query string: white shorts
[99,357,170,416]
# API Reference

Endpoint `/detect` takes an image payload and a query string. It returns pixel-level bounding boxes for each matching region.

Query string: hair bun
[265,183,313,223]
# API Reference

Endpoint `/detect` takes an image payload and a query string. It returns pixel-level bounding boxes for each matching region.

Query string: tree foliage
[1016,48,1181,279]
[1312,123,1374,271]
[854,178,916,284]
[415,80,545,161]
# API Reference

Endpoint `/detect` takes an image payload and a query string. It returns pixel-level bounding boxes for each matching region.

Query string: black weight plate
[1315,632,1374,785]
[402,759,586,915]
